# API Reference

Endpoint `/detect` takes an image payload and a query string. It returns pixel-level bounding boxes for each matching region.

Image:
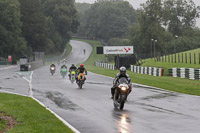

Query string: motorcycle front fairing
[116,78,130,99]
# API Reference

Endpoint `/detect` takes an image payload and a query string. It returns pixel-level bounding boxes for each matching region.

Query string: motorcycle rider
[83,49,86,55]
[50,63,56,69]
[50,63,56,75]
[60,64,67,71]
[111,66,132,99]
[68,64,77,79]
[76,64,87,82]
[63,59,67,64]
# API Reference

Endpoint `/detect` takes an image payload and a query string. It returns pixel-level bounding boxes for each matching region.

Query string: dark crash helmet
[51,64,55,67]
[72,64,75,66]
[119,66,126,76]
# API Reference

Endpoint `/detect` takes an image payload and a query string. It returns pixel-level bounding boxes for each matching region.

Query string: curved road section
[0,40,200,133]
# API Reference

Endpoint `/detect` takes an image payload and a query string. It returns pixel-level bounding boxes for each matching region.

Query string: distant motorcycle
[76,73,86,89]
[113,77,131,110]
[60,67,67,78]
[69,70,76,83]
[50,66,56,76]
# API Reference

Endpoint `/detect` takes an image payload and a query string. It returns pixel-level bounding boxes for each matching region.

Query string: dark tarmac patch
[32,88,43,94]
[0,87,14,90]
[136,102,191,117]
[141,93,177,100]
[87,81,111,86]
[46,91,79,110]
[13,75,19,78]
[134,85,177,94]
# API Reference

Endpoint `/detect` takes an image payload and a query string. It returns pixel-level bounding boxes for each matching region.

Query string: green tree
[129,0,165,58]
[42,0,79,52]
[163,0,200,36]
[129,0,200,58]
[75,3,91,37]
[84,1,136,41]
[19,0,48,53]
[0,0,27,61]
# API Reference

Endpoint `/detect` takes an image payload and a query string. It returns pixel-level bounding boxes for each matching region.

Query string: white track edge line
[16,71,81,133]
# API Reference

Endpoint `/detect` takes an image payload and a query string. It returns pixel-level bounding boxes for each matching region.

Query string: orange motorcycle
[76,73,85,89]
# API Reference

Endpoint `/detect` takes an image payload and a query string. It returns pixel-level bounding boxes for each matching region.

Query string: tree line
[75,0,200,59]
[0,0,79,61]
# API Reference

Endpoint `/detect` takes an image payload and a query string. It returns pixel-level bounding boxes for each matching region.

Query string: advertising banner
[103,46,134,54]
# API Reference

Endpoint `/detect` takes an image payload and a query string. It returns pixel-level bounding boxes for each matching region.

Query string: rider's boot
[110,87,115,99]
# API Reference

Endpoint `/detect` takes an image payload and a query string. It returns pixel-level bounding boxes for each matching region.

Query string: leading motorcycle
[113,77,131,110]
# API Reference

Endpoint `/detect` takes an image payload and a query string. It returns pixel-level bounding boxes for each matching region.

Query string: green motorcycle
[60,67,67,78]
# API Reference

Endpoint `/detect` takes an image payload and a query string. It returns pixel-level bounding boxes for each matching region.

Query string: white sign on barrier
[103,46,133,54]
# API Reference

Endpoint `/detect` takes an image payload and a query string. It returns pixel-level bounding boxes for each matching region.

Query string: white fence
[95,62,115,70]
[130,65,164,77]
[168,68,200,80]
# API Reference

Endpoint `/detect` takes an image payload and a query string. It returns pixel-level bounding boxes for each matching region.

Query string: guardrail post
[158,68,162,76]
[149,67,152,75]
[144,67,147,74]
[189,68,195,80]
[180,68,185,78]
[130,65,133,72]
[153,67,156,76]
[141,66,143,74]
[172,68,177,77]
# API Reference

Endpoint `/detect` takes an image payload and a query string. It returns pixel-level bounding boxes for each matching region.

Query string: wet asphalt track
[0,40,200,133]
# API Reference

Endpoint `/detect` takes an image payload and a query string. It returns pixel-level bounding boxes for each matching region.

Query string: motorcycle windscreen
[118,77,128,84]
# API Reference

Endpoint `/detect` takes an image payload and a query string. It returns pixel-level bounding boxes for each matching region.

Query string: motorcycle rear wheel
[79,83,82,89]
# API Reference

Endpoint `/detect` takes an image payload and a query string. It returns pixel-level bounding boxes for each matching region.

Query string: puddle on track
[46,91,80,111]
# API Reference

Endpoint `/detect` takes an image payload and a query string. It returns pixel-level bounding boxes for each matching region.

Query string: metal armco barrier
[168,68,200,80]
[130,65,164,76]
[29,60,44,70]
[95,61,115,70]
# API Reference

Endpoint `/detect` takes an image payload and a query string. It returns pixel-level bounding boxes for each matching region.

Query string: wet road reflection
[113,110,131,133]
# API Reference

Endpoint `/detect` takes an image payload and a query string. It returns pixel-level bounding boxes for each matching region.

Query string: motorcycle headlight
[51,67,55,70]
[121,87,127,91]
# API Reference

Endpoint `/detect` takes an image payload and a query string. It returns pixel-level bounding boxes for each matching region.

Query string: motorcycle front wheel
[119,94,126,110]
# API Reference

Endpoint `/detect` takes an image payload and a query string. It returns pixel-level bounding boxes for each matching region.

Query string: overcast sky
[75,0,200,27]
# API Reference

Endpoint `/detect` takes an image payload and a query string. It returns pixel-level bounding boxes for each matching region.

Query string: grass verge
[0,93,73,133]
[65,42,72,57]
[74,39,200,96]
[143,48,200,75]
